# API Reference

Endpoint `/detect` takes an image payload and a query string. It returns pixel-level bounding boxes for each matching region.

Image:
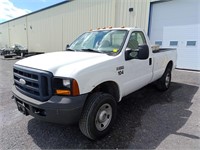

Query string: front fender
[76,74,123,101]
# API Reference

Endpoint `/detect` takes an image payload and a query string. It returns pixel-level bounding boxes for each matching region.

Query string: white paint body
[16,28,177,101]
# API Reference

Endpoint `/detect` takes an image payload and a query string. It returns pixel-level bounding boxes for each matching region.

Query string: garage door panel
[149,0,200,70]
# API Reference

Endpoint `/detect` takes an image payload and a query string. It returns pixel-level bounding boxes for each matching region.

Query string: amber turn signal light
[55,89,71,95]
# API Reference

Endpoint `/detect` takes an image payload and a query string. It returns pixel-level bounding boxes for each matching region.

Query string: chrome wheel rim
[95,103,112,131]
[165,73,170,87]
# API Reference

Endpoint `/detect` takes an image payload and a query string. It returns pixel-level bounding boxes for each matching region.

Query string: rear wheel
[79,92,117,140]
[156,68,171,91]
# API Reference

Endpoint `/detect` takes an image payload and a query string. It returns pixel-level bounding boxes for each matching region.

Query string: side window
[137,32,146,45]
[127,31,146,50]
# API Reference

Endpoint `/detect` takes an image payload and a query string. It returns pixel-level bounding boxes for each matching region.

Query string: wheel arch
[90,81,120,102]
[166,60,173,71]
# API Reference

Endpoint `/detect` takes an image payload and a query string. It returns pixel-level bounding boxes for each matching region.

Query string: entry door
[123,31,153,96]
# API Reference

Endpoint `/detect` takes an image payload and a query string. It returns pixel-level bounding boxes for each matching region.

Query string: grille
[13,65,53,101]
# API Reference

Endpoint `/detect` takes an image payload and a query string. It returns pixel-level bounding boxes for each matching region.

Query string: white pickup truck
[12,27,176,140]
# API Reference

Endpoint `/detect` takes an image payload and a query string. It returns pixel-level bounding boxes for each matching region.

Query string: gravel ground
[0,56,200,149]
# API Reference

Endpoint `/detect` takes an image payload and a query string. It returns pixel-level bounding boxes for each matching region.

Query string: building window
[155,41,162,46]
[170,41,178,46]
[187,41,196,46]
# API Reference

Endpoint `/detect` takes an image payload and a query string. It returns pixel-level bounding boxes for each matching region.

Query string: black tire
[156,68,172,91]
[79,92,117,140]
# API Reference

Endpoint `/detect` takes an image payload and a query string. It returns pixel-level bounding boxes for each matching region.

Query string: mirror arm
[65,44,70,51]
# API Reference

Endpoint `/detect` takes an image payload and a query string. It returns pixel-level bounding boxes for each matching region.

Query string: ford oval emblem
[19,78,26,85]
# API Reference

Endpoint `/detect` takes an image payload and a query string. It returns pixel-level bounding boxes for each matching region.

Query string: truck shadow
[27,82,199,149]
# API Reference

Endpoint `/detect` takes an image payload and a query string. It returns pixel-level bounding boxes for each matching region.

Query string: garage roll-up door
[149,0,200,70]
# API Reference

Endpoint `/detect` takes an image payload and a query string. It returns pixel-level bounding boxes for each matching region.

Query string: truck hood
[15,51,113,76]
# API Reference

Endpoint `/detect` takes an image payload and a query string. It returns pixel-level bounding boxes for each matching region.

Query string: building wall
[0,0,150,52]
[9,17,27,48]
[115,0,150,31]
[27,5,64,52]
[62,0,116,50]
[0,23,9,48]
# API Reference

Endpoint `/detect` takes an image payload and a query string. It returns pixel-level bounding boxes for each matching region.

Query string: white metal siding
[8,18,27,48]
[0,0,150,52]
[62,0,116,49]
[26,0,116,52]
[0,23,9,48]
[149,0,200,70]
[27,6,63,52]
[115,0,150,32]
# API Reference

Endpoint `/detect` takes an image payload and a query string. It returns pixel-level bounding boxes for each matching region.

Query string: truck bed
[152,48,177,82]
[153,48,176,53]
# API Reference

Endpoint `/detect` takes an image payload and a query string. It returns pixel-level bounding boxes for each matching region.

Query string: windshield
[69,30,128,55]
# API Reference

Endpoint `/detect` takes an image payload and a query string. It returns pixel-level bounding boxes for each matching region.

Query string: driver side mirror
[125,48,138,60]
[125,45,149,60]
[138,45,149,60]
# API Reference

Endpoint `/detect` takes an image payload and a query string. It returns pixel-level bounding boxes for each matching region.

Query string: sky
[0,0,65,23]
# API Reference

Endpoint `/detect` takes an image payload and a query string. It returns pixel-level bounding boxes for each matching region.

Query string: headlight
[63,79,71,88]
[53,78,80,96]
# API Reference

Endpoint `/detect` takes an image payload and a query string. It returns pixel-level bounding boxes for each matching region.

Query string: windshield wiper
[66,48,76,51]
[81,49,102,53]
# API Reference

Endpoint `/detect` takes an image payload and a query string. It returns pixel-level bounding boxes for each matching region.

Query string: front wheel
[79,92,117,140]
[156,68,172,91]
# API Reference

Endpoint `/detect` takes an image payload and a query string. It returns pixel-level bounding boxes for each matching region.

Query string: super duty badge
[116,66,124,75]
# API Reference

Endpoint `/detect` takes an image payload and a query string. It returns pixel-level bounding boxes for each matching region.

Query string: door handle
[149,58,152,65]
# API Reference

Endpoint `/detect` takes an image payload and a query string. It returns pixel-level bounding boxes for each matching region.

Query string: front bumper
[12,86,88,124]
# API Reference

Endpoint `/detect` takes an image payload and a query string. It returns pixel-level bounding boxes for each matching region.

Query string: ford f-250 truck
[12,27,176,140]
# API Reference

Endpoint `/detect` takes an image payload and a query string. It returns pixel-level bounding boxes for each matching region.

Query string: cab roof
[91,27,142,32]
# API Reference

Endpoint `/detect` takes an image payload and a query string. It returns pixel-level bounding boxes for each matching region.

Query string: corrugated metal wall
[0,23,9,48]
[27,5,63,52]
[115,0,150,31]
[0,0,150,52]
[62,0,116,50]
[9,18,27,47]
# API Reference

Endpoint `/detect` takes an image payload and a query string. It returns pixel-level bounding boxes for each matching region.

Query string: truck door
[123,31,153,96]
